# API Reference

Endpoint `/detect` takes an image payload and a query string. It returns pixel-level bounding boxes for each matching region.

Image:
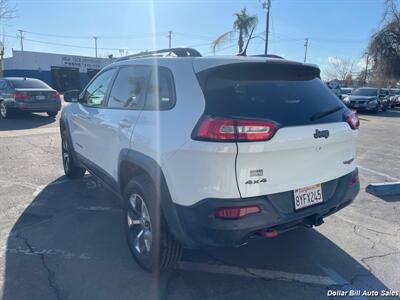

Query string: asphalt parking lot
[0,109,399,300]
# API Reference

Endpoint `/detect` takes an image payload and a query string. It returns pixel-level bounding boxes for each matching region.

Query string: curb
[365,182,400,196]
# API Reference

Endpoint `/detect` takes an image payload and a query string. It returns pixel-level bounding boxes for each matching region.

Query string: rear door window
[144,67,176,110]
[107,66,149,109]
[197,63,346,127]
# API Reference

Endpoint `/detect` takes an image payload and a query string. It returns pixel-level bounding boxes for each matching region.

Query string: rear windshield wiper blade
[310,105,343,121]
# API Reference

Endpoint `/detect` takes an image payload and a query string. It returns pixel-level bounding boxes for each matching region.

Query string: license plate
[36,95,46,100]
[293,184,323,210]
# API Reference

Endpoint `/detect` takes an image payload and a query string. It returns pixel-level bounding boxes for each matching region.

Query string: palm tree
[212,8,258,54]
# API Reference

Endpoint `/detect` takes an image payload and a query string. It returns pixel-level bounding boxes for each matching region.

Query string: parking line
[177,261,336,286]
[358,165,400,182]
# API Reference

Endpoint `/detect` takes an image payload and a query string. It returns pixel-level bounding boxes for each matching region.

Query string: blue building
[3,50,113,92]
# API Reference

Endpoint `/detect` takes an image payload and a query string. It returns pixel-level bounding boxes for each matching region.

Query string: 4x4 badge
[245,178,267,184]
[313,129,329,139]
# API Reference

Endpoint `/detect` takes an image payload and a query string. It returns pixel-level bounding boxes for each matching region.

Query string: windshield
[9,79,50,89]
[341,89,352,94]
[392,89,400,95]
[352,88,378,96]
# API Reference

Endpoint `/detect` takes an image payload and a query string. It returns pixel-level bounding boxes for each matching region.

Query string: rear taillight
[215,205,261,219]
[13,92,30,100]
[51,92,61,100]
[345,110,360,130]
[194,116,277,142]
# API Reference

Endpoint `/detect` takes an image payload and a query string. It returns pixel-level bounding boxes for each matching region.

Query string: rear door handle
[118,119,133,128]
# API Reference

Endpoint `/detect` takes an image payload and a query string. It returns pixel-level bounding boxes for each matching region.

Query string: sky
[0,0,387,77]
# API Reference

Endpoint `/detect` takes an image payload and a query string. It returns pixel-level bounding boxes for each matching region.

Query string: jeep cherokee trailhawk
[60,48,360,272]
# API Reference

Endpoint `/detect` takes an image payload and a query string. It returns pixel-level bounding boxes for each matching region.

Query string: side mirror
[63,90,80,103]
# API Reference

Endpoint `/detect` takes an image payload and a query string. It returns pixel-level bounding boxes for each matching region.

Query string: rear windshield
[197,63,346,127]
[9,79,50,89]
[352,88,378,96]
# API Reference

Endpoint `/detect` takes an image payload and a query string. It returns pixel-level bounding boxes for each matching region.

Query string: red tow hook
[260,229,279,238]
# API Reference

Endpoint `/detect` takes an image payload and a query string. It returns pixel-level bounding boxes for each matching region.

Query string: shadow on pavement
[0,112,56,131]
[1,175,393,300]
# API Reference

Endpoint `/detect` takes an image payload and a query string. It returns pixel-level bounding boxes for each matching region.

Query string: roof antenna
[237,26,256,56]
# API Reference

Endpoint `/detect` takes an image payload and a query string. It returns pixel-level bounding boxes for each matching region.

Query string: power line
[19,29,165,40]
[3,34,145,52]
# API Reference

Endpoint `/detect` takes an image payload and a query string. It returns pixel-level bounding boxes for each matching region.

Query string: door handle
[118,119,132,128]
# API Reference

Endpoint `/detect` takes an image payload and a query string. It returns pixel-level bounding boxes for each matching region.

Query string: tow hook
[260,229,279,238]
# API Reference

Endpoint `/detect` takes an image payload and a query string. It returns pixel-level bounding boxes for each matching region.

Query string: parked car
[389,88,400,108]
[339,87,353,100]
[60,48,360,272]
[342,87,388,113]
[0,77,61,119]
[382,88,396,109]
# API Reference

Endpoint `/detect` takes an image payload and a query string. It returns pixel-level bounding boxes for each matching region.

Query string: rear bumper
[6,100,61,112]
[169,168,359,248]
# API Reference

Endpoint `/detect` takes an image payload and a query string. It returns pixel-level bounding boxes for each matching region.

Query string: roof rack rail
[250,54,284,59]
[117,47,202,61]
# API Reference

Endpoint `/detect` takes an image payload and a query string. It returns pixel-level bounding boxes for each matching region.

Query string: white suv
[60,48,360,272]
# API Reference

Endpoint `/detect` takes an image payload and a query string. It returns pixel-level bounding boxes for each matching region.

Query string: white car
[60,48,360,272]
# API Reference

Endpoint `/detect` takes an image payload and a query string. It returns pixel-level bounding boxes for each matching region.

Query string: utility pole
[168,31,172,49]
[17,29,24,51]
[93,36,98,58]
[364,52,369,85]
[304,38,309,63]
[263,0,271,55]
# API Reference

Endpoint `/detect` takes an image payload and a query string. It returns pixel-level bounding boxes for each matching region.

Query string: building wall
[3,50,113,91]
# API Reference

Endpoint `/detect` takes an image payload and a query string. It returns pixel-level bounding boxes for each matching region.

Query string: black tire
[61,132,86,179]
[47,111,58,118]
[123,175,182,272]
[0,101,11,119]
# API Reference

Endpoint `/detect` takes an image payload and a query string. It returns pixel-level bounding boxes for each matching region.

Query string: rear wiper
[310,105,343,121]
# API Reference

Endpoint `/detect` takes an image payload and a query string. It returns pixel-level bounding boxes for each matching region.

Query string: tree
[0,0,16,76]
[0,0,16,20]
[368,0,400,80]
[212,8,257,54]
[324,57,355,82]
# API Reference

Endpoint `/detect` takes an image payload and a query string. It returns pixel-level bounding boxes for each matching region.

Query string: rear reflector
[194,116,277,142]
[51,92,61,100]
[351,174,359,185]
[260,230,279,238]
[215,205,261,219]
[345,110,360,130]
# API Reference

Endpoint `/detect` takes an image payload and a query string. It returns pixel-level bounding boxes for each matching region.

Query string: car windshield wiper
[310,105,343,121]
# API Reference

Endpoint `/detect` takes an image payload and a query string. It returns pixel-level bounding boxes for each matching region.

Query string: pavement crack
[14,232,63,300]
[360,251,400,272]
[353,225,376,250]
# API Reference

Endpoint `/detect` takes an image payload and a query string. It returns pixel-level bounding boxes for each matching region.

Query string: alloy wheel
[0,103,7,118]
[127,193,153,254]
[62,138,70,173]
